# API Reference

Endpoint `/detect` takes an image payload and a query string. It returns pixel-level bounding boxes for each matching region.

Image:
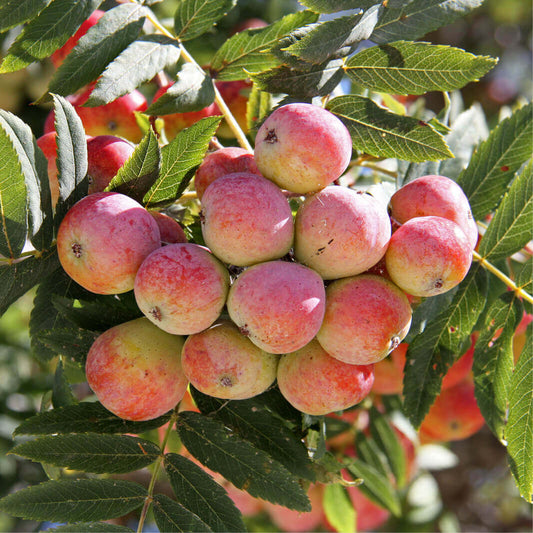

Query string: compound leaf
[298,0,378,13]
[34,326,99,366]
[50,523,133,532]
[0,0,53,33]
[152,494,212,533]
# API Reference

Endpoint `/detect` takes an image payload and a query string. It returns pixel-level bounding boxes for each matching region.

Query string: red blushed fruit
[134,243,230,335]
[229,17,268,35]
[51,10,106,67]
[371,342,408,395]
[277,339,374,416]
[254,103,352,194]
[215,80,252,139]
[149,211,187,245]
[85,317,188,421]
[227,260,326,354]
[346,486,390,532]
[57,192,161,294]
[385,216,473,297]
[36,132,60,207]
[194,147,260,200]
[442,334,476,390]
[419,379,485,443]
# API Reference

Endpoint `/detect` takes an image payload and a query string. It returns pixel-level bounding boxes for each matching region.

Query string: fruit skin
[85,317,188,421]
[317,274,412,365]
[294,186,391,280]
[201,172,294,266]
[181,320,279,400]
[194,147,260,200]
[57,192,161,295]
[36,132,60,207]
[215,80,252,139]
[389,174,478,249]
[86,135,135,194]
[134,243,230,335]
[441,334,476,390]
[227,260,326,354]
[50,10,106,67]
[371,342,408,395]
[277,339,374,416]
[149,211,187,245]
[385,216,473,297]
[346,486,390,532]
[419,379,485,443]
[254,103,352,194]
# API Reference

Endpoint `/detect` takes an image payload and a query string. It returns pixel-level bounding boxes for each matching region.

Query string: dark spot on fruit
[107,120,118,131]
[264,129,278,143]
[418,120,428,126]
[150,306,162,321]
[220,375,233,387]
[199,210,205,223]
[239,324,250,336]
[316,247,325,255]
[71,242,82,258]
[327,238,334,245]
[434,278,444,289]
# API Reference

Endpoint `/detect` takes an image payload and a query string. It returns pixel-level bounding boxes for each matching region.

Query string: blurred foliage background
[0,0,531,531]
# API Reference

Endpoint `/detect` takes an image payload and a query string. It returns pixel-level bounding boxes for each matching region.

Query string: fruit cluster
[54,100,477,423]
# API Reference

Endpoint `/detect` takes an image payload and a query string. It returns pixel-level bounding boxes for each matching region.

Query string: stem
[130,0,252,151]
[473,250,533,304]
[136,410,179,533]
[357,162,398,179]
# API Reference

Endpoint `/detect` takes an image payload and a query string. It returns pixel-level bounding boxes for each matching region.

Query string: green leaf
[0,0,103,72]
[347,459,401,516]
[152,494,212,533]
[457,103,533,220]
[0,248,60,317]
[48,3,147,99]
[146,63,215,115]
[49,523,133,532]
[326,95,453,162]
[346,41,497,95]
[52,359,77,408]
[191,389,316,481]
[323,484,355,533]
[506,323,533,502]
[0,0,52,33]
[473,294,523,439]
[246,84,271,134]
[298,0,377,13]
[478,159,533,261]
[0,115,28,259]
[86,35,181,106]
[371,0,484,44]
[11,433,160,474]
[105,129,160,204]
[403,265,488,428]
[516,258,533,300]
[35,327,100,366]
[143,116,221,206]
[52,94,89,228]
[174,0,237,42]
[210,10,319,81]
[164,453,246,532]
[283,7,381,65]
[177,411,311,511]
[0,479,146,522]
[0,110,53,252]
[354,432,390,479]
[13,401,171,436]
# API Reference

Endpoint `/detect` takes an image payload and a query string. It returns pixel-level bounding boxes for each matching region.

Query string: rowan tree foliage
[0,0,531,531]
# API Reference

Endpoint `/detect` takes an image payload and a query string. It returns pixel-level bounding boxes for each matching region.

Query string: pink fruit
[215,80,252,139]
[181,320,279,400]
[294,186,391,279]
[227,260,326,354]
[442,334,476,390]
[317,274,412,365]
[57,192,161,294]
[385,216,473,297]
[347,487,390,532]
[277,339,374,416]
[85,317,188,421]
[201,172,294,266]
[149,211,187,245]
[254,103,352,194]
[194,147,260,200]
[390,174,478,249]
[134,243,230,335]
[371,343,408,396]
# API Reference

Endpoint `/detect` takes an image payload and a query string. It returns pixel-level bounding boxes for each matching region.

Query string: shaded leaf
[354,432,390,479]
[0,0,52,33]
[326,95,453,162]
[11,433,160,474]
[478,159,533,261]
[164,453,245,532]
[371,0,484,44]
[152,494,212,533]
[52,359,77,408]
[50,523,133,532]
[13,401,171,436]
[210,10,319,81]
[86,35,181,106]
[48,3,147,98]
[35,327,100,366]
[323,484,356,533]
[346,41,496,95]
[506,323,533,502]
[298,0,377,13]
[0,0,103,72]
[146,63,215,115]
[174,0,237,42]
[246,84,271,134]
[0,479,146,522]
[144,116,221,206]
[516,258,532,300]
[105,129,160,204]
[177,411,310,511]
[403,265,488,428]
[457,102,532,220]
